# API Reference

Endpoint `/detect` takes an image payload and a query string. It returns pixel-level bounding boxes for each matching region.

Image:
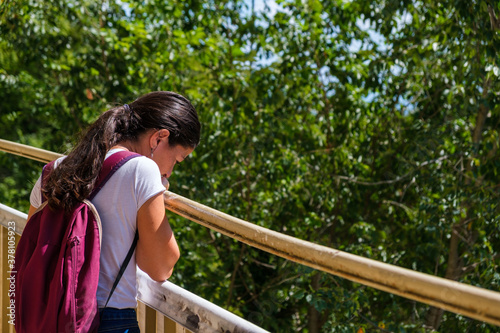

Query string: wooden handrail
[137,269,267,333]
[2,138,500,327]
[0,139,63,162]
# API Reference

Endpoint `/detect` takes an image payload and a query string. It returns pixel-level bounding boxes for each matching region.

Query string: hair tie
[124,104,131,113]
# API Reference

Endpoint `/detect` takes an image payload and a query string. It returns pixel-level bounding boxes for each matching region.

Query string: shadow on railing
[1,138,500,329]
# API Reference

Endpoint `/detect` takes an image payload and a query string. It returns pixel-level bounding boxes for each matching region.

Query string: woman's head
[43,91,200,212]
[113,91,200,149]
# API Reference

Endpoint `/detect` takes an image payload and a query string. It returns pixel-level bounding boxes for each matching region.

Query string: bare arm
[135,192,180,282]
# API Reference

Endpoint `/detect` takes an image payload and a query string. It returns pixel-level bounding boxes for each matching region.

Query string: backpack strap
[103,229,139,308]
[89,150,141,199]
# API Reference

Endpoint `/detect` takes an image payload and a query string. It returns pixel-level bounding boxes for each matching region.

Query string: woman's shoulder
[129,155,160,174]
[107,150,160,176]
[107,152,164,205]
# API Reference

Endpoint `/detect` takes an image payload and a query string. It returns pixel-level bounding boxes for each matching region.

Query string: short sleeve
[30,176,43,208]
[133,157,166,210]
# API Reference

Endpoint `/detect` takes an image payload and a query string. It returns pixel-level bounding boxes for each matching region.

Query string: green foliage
[1,0,499,331]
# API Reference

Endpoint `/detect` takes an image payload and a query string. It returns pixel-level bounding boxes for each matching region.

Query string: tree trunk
[425,79,490,330]
[426,224,462,329]
[307,273,322,333]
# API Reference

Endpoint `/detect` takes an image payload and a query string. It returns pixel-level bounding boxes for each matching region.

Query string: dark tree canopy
[1,0,499,331]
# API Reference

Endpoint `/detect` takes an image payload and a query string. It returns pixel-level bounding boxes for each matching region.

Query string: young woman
[27,91,201,332]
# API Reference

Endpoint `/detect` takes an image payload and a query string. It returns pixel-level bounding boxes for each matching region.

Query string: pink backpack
[13,151,140,333]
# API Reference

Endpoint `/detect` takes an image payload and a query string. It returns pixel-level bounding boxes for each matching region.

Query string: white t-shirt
[30,149,166,308]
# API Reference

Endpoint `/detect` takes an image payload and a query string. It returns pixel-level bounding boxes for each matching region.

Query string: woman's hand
[161,176,169,191]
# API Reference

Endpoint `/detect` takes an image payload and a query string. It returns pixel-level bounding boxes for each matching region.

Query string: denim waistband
[99,307,137,320]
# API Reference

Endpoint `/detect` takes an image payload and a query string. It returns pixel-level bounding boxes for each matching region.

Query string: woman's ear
[149,129,170,149]
[158,129,170,139]
[148,129,161,149]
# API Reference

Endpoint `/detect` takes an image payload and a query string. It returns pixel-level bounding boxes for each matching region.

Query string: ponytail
[43,106,126,211]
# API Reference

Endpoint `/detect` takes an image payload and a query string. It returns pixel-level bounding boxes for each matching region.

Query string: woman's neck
[111,141,137,152]
[110,145,130,151]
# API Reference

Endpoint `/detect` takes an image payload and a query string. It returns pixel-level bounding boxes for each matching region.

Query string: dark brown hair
[43,91,200,212]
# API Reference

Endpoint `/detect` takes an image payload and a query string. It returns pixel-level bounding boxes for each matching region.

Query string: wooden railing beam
[0,139,62,163]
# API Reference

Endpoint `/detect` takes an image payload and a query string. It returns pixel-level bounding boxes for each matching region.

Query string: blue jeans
[98,308,140,333]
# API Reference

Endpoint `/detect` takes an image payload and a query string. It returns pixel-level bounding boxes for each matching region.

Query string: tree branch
[461,253,500,275]
[334,155,449,186]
